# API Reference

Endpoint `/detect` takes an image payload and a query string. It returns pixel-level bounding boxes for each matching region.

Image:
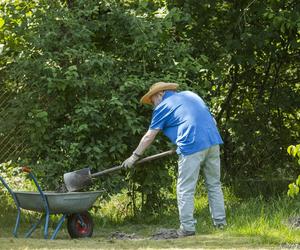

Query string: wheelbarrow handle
[22,166,32,173]
[91,149,176,178]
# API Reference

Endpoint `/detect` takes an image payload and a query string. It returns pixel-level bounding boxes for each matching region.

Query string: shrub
[287,144,300,197]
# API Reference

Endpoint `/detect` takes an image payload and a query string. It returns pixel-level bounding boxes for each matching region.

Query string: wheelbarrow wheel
[67,211,93,238]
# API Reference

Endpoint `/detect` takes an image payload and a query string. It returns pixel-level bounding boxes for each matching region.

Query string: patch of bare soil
[108,228,179,241]
[109,231,141,240]
[288,217,300,229]
[150,228,179,240]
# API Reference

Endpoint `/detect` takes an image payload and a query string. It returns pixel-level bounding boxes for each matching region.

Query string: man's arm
[122,129,160,168]
[133,129,160,156]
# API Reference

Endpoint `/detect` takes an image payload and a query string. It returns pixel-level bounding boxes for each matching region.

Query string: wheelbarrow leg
[13,207,21,237]
[0,176,22,238]
[50,214,67,240]
[44,211,50,239]
[27,211,50,239]
[19,211,48,239]
[26,171,51,239]
[25,214,44,238]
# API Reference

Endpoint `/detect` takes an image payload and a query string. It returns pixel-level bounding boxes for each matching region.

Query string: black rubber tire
[67,211,93,238]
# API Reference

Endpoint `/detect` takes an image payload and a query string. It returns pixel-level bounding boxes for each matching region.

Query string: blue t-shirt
[149,90,223,155]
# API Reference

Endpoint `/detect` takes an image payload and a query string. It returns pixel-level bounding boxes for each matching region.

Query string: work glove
[121,153,140,169]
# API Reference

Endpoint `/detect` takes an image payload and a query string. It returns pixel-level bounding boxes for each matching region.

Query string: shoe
[215,224,226,230]
[176,228,195,237]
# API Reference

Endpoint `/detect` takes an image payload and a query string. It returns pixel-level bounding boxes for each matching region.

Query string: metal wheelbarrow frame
[0,167,102,240]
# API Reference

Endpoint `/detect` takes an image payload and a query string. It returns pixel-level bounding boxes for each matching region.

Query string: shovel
[64,149,175,192]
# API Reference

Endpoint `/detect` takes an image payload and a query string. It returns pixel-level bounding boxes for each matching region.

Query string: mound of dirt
[288,217,300,228]
[108,228,179,241]
[150,228,179,240]
[109,231,140,240]
[55,184,68,193]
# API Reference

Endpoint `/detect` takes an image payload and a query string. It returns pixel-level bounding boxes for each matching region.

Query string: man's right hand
[121,154,140,169]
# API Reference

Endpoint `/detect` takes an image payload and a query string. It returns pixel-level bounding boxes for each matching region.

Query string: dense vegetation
[0,0,299,213]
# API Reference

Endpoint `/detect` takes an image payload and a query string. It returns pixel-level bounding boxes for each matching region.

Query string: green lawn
[0,223,292,249]
[0,235,284,250]
[0,191,299,249]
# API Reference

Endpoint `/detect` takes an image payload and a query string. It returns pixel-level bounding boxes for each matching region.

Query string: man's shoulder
[177,90,203,101]
[179,90,198,96]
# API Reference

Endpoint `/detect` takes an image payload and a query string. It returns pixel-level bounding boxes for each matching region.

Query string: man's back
[150,91,223,155]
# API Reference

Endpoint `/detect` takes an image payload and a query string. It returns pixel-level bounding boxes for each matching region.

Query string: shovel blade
[63,167,92,192]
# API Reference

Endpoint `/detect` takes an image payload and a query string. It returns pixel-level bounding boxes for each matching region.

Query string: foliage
[0,0,195,211]
[0,161,36,210]
[287,144,300,197]
[0,0,299,212]
[167,0,300,181]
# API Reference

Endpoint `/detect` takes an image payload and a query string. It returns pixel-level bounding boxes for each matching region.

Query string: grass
[0,186,299,249]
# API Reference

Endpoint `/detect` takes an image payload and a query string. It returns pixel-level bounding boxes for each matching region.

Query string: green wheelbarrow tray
[14,191,102,214]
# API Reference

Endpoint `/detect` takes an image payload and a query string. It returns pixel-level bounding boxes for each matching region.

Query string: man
[122,82,226,237]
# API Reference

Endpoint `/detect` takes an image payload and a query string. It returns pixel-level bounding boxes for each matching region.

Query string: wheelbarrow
[0,167,102,240]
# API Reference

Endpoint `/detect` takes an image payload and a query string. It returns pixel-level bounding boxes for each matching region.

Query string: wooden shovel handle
[91,149,176,178]
[136,149,176,164]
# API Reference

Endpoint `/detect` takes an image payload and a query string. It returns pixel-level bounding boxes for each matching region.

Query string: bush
[287,144,300,197]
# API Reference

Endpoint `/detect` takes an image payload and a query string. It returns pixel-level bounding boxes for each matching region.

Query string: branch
[216,67,238,123]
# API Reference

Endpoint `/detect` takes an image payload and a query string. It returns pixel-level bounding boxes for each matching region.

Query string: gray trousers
[177,145,226,231]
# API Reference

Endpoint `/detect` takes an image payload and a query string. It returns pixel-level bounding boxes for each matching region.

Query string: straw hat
[140,82,179,105]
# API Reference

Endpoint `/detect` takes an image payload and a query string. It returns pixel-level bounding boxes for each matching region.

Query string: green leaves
[287,145,300,198]
[287,145,300,158]
[0,18,4,29]
[288,180,300,198]
[64,65,79,80]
